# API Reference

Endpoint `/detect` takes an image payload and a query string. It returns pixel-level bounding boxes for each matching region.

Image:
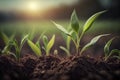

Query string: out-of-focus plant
[27,32,45,57]
[42,35,55,56]
[104,37,120,61]
[53,10,107,55]
[60,35,71,56]
[12,34,28,61]
[0,31,15,55]
[0,31,28,61]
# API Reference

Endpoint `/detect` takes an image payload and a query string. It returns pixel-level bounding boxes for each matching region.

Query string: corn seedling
[42,35,55,56]
[60,33,71,56]
[53,10,107,55]
[0,31,28,61]
[104,37,120,61]
[27,32,45,57]
[0,31,15,55]
[12,34,28,61]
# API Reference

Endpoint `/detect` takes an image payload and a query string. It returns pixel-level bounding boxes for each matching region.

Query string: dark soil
[0,54,120,80]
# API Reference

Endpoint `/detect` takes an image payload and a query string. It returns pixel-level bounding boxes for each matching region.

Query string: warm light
[27,1,38,12]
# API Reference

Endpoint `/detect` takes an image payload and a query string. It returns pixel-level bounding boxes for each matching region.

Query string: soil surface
[0,54,120,80]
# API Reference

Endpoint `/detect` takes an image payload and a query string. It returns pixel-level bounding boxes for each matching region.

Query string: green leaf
[35,32,45,48]
[104,38,115,57]
[46,35,55,56]
[80,34,109,55]
[109,49,120,57]
[83,10,107,33]
[0,32,9,45]
[71,10,79,33]
[60,46,70,56]
[52,21,69,35]
[20,34,28,48]
[35,41,40,48]
[27,40,42,56]
[36,31,45,43]
[43,35,48,48]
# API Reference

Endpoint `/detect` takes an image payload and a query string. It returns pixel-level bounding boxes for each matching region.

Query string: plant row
[0,10,120,61]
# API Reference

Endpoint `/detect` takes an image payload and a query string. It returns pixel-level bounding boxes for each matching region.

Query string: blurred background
[0,0,120,32]
[0,0,120,20]
[0,0,120,57]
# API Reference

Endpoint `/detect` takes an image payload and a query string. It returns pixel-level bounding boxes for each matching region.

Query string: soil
[0,54,120,80]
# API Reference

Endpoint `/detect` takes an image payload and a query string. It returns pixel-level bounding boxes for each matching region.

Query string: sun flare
[27,1,38,12]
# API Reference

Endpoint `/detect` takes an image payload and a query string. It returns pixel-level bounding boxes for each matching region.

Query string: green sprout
[27,32,44,57]
[53,10,107,55]
[0,31,15,55]
[27,31,55,56]
[0,31,28,61]
[42,35,55,56]
[12,34,28,61]
[104,37,120,61]
[60,34,71,56]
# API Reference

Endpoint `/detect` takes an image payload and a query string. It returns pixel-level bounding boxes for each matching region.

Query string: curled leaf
[60,46,70,56]
[104,37,115,57]
[43,35,48,48]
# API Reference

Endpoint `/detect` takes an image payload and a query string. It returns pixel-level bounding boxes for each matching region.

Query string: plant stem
[78,31,84,55]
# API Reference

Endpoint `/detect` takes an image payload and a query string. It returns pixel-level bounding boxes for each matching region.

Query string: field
[0,20,120,80]
[0,20,120,34]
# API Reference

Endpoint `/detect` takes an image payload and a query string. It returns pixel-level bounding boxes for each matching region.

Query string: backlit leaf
[80,34,109,55]
[46,35,55,56]
[52,21,69,35]
[27,40,42,56]
[43,35,48,48]
[83,10,107,33]
[104,37,115,57]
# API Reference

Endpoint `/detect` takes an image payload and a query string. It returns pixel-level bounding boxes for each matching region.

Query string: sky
[0,0,79,12]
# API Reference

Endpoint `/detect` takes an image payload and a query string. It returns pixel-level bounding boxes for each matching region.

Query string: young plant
[12,34,28,61]
[0,31,15,55]
[0,31,28,61]
[60,34,71,56]
[104,37,120,61]
[42,35,55,56]
[53,10,107,55]
[27,32,45,57]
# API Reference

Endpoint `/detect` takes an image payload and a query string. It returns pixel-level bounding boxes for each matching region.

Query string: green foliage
[42,35,55,56]
[80,34,109,55]
[104,38,120,61]
[60,46,70,56]
[27,40,42,56]
[0,31,28,61]
[83,10,107,33]
[0,31,9,45]
[53,10,106,55]
[71,10,79,33]
[0,31,15,55]
[13,34,28,61]
[52,21,70,35]
[27,32,45,57]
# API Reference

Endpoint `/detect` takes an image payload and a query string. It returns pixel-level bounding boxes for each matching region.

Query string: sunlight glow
[27,1,39,12]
